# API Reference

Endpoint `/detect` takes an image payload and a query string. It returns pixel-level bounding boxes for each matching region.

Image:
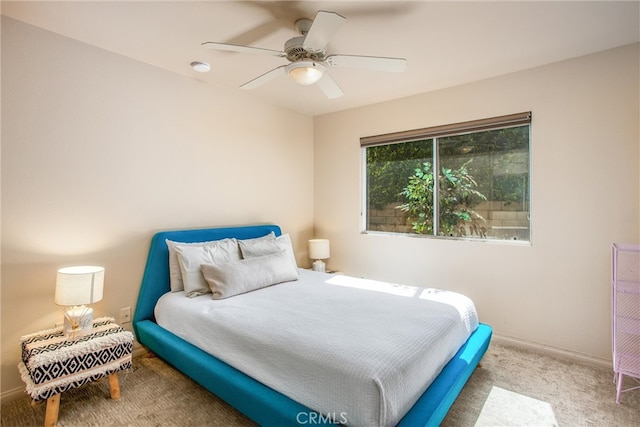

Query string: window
[362,112,531,242]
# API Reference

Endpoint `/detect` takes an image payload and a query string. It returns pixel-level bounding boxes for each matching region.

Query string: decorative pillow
[238,233,298,270]
[173,239,242,297]
[165,232,275,293]
[167,240,214,292]
[239,231,276,243]
[201,250,299,299]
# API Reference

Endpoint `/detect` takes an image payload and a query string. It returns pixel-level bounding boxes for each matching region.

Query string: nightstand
[18,317,133,427]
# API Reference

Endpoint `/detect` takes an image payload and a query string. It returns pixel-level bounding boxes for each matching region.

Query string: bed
[133,224,492,426]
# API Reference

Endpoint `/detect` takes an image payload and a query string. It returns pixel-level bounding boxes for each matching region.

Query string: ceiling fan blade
[240,65,287,90]
[302,11,346,51]
[202,42,285,57]
[326,54,407,72]
[224,21,283,49]
[316,72,344,99]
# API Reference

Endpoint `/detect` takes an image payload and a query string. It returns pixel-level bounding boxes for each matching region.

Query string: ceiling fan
[202,10,407,99]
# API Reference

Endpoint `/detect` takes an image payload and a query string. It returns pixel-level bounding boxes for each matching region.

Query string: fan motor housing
[284,36,326,62]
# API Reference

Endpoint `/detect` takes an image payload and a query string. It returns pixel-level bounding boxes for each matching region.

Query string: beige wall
[1,17,314,396]
[314,43,640,361]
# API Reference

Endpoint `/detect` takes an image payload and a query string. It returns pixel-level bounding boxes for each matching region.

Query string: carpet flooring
[2,340,639,426]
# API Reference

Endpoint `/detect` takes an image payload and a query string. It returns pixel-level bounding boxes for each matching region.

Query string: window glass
[364,117,530,242]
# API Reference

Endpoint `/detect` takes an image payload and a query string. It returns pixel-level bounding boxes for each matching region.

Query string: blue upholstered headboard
[133,224,282,339]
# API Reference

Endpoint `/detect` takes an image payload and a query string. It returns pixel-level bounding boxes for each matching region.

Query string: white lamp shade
[55,266,104,306]
[308,239,330,260]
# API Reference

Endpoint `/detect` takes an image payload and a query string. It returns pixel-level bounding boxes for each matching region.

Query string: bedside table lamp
[308,239,330,272]
[55,266,104,338]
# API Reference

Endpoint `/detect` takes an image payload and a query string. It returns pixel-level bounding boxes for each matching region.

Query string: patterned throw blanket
[18,317,133,401]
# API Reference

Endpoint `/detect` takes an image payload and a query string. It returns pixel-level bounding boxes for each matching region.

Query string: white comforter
[155,269,478,427]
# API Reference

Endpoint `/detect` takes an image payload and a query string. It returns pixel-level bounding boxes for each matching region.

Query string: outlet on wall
[120,307,131,324]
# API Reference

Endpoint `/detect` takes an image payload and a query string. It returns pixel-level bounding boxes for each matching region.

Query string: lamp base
[63,306,94,338]
[312,260,326,272]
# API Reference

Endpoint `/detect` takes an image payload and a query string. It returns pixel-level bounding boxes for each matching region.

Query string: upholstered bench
[18,317,133,427]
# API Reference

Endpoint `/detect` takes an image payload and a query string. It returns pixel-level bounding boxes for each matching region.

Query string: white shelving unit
[612,243,640,403]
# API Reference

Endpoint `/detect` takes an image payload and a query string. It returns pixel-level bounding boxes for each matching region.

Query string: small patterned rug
[2,341,639,426]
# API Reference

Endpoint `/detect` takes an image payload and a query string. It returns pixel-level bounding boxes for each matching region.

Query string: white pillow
[173,239,241,297]
[166,238,243,292]
[201,250,298,299]
[166,233,275,292]
[238,233,298,270]
[239,231,276,243]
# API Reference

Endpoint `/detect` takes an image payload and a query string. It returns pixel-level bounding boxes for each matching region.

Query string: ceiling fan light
[287,61,324,85]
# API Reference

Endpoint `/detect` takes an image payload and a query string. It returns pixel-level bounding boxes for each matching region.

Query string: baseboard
[0,386,28,405]
[493,333,611,369]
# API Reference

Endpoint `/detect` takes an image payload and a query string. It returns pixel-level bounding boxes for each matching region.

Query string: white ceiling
[3,1,639,116]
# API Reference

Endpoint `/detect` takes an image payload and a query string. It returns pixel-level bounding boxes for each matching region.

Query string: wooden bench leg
[44,394,60,427]
[108,373,120,400]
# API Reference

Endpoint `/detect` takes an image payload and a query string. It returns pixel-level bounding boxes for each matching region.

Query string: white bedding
[155,269,478,427]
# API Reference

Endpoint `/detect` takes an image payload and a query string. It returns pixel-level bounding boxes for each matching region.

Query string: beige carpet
[442,341,639,426]
[2,341,639,426]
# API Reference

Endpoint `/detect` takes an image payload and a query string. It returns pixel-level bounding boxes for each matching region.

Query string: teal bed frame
[133,224,492,426]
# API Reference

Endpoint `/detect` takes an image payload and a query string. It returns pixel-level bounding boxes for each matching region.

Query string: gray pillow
[166,233,274,293]
[174,240,242,297]
[238,233,298,270]
[166,238,241,292]
[201,250,298,299]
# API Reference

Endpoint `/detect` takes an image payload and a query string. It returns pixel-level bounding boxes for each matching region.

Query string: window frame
[361,112,532,244]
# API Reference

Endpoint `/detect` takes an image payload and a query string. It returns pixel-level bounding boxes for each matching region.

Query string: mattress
[155,269,478,427]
